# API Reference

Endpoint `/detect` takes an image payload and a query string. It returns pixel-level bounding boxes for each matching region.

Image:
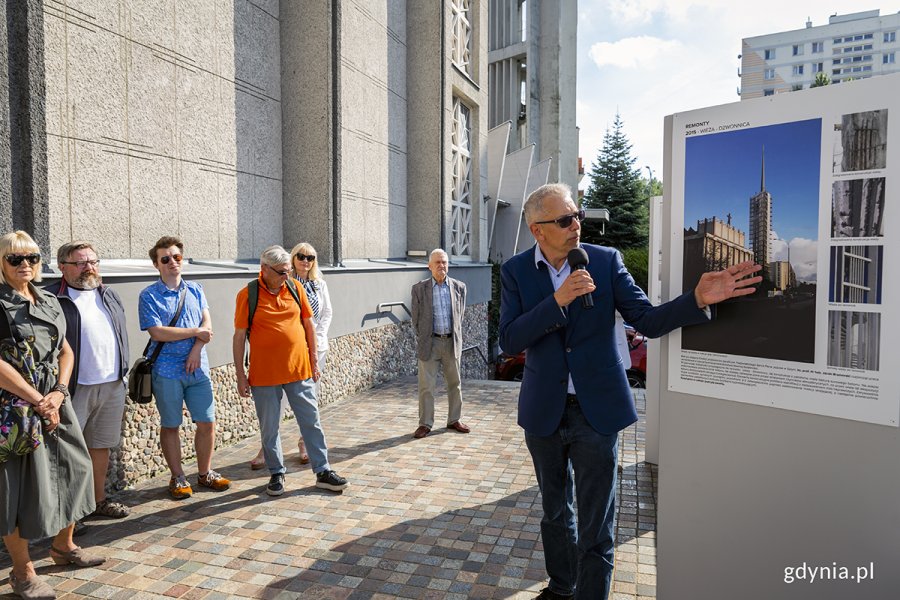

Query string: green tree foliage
[582,113,648,249]
[811,72,830,87]
[621,247,650,294]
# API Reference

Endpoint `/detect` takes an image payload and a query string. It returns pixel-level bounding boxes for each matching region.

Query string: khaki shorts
[71,379,127,448]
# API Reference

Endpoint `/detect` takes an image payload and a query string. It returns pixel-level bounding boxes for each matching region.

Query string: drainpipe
[331,0,343,266]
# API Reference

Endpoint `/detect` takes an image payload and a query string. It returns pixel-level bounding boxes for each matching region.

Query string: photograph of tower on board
[832,177,885,237]
[681,119,821,363]
[832,109,888,173]
[829,244,883,304]
[827,310,881,371]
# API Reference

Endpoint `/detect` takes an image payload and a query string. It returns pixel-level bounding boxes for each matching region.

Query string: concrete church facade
[1,0,492,488]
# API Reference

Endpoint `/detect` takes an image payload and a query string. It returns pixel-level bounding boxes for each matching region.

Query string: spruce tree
[582,113,648,249]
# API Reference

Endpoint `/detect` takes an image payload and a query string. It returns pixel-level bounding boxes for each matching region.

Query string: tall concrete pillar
[2,0,50,252]
[280,0,337,264]
[529,0,577,191]
[406,1,444,257]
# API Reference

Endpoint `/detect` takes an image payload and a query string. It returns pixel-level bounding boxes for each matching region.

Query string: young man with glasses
[46,242,131,520]
[138,236,230,500]
[499,183,761,599]
[232,245,347,496]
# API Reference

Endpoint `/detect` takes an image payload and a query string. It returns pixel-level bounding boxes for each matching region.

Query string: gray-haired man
[233,245,348,496]
[46,241,130,519]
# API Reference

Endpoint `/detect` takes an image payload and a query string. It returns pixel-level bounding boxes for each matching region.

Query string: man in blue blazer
[499,183,760,599]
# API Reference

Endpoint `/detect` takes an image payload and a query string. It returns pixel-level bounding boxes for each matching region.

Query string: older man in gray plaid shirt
[410,249,470,439]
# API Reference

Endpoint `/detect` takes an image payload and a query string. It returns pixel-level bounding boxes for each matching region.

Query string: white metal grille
[451,0,472,75]
[450,97,472,257]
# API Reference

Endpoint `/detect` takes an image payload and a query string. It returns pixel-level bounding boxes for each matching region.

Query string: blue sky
[576,1,900,181]
[683,119,822,242]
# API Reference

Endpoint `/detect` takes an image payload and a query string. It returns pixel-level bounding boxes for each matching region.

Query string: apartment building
[740,9,900,99]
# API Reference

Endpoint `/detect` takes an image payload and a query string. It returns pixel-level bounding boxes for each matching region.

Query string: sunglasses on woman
[159,254,183,265]
[295,254,316,262]
[5,254,41,267]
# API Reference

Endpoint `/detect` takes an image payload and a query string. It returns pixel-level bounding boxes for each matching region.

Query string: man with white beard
[46,241,131,519]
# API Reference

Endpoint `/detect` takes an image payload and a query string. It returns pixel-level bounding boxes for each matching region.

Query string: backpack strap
[247,279,259,336]
[284,278,303,309]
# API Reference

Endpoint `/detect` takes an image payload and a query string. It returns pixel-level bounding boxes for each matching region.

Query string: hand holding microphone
[567,248,594,309]
[553,248,596,308]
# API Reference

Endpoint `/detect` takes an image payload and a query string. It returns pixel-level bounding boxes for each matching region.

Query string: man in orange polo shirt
[233,245,348,496]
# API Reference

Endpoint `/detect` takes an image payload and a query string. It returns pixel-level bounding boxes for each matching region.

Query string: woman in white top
[249,242,332,468]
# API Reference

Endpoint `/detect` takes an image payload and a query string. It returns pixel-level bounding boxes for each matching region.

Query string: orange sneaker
[168,475,193,500]
[197,469,231,491]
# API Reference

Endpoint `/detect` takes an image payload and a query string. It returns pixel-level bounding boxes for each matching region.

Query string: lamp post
[645,165,653,182]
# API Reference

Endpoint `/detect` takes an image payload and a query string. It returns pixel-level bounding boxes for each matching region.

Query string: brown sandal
[49,545,105,567]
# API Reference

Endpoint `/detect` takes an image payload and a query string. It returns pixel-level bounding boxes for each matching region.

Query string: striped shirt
[431,279,452,335]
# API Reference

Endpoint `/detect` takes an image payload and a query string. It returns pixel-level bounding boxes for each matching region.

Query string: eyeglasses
[5,254,41,267]
[159,255,183,265]
[295,254,316,262]
[265,264,290,277]
[60,259,100,269]
[534,209,586,228]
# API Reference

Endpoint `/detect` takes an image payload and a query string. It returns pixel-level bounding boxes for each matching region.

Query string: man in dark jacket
[500,183,761,599]
[46,241,130,518]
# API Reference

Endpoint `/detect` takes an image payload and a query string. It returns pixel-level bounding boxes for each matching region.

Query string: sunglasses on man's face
[534,209,586,229]
[295,254,316,262]
[5,254,41,267]
[159,254,183,265]
[265,264,290,277]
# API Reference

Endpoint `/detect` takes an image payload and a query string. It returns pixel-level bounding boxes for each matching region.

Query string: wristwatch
[52,383,70,403]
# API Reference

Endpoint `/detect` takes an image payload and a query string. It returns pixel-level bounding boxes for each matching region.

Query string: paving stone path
[1,378,657,599]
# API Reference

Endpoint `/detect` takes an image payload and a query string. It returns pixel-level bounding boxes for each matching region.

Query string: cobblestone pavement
[1,379,657,599]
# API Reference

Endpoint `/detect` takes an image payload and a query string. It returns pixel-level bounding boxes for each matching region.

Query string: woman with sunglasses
[0,231,103,599]
[249,242,332,468]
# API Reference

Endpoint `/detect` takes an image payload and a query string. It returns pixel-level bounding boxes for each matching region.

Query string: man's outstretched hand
[694,261,763,308]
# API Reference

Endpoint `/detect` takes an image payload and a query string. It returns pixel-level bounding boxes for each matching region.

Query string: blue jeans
[251,379,331,475]
[524,399,618,599]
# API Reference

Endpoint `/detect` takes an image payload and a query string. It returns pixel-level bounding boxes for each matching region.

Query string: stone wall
[106,302,489,491]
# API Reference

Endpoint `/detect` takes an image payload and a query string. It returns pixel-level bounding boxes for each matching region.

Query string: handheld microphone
[566,248,593,309]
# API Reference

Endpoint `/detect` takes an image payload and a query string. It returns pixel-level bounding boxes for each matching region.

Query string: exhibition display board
[666,75,898,427]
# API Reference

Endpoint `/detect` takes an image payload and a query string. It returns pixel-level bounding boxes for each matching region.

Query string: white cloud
[772,236,818,282]
[588,36,683,69]
[577,0,900,180]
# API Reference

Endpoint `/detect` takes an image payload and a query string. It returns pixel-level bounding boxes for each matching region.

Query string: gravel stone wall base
[105,303,490,492]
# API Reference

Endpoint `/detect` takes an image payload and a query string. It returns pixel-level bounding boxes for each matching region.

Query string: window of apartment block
[792,84,803,91]
[792,65,804,76]
[792,44,803,56]
[764,48,775,60]
[886,53,896,64]
[450,97,473,257]
[451,0,472,76]
[813,62,823,73]
[812,42,824,53]
[764,89,774,96]
[764,68,775,80]
[886,32,897,43]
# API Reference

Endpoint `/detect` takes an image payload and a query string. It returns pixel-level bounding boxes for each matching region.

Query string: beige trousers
[417,337,462,428]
